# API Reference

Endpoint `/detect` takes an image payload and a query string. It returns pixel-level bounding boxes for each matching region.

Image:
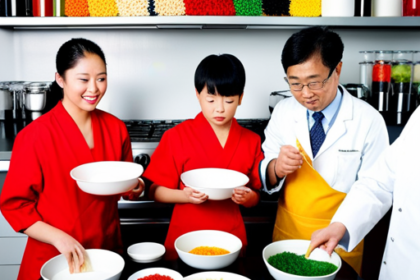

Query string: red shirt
[143,112,263,259]
[0,102,132,280]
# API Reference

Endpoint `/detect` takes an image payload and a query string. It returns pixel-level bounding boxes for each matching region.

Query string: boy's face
[196,85,243,130]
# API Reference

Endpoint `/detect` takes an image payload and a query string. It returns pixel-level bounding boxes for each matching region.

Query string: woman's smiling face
[57,52,107,114]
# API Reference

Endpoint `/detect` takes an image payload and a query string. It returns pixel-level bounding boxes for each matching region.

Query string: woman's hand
[183,187,208,204]
[231,186,252,204]
[232,186,259,207]
[53,233,87,274]
[24,221,87,274]
[122,178,145,201]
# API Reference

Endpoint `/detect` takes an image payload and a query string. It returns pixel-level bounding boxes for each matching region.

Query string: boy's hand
[183,187,208,204]
[231,186,253,205]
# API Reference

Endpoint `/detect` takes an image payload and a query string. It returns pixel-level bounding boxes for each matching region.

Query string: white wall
[7,28,420,120]
[0,28,15,81]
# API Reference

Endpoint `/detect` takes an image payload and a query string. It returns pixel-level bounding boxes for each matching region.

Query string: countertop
[119,249,358,280]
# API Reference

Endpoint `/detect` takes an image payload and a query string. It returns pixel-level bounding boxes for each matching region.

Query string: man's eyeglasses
[284,68,335,91]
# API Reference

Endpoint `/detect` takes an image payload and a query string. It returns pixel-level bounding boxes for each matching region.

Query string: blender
[371,51,392,113]
[390,51,415,125]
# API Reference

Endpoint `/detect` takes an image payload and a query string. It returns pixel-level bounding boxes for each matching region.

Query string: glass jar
[390,61,415,124]
[403,0,420,16]
[371,51,393,111]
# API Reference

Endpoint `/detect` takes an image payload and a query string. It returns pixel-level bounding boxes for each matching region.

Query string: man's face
[286,55,342,112]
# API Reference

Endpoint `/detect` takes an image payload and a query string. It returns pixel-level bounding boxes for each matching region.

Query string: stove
[124,119,269,170]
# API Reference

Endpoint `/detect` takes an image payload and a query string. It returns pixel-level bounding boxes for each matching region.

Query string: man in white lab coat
[309,106,420,280]
[260,26,389,274]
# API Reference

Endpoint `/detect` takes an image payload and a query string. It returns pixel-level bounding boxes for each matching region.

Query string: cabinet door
[0,265,20,280]
[0,212,25,237]
[0,238,27,265]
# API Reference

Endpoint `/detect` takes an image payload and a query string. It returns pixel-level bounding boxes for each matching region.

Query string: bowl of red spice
[127,267,183,280]
[175,230,242,270]
[262,240,341,280]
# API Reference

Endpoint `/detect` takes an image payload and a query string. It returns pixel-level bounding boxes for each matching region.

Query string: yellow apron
[273,140,364,275]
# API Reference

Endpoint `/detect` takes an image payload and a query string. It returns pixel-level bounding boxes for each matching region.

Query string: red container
[403,0,420,16]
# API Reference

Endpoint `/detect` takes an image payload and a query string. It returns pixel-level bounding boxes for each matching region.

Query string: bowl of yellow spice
[262,240,341,280]
[175,230,242,270]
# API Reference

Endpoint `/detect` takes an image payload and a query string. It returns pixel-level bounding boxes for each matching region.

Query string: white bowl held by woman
[71,161,143,195]
[180,168,249,200]
[128,267,183,280]
[41,249,124,280]
[184,271,251,280]
[262,240,341,280]
[127,242,165,263]
[175,230,242,270]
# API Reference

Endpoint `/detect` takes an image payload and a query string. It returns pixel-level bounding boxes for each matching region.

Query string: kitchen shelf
[1,16,420,29]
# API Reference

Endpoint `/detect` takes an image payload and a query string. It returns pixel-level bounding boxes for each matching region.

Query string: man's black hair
[281,26,344,75]
[195,54,245,97]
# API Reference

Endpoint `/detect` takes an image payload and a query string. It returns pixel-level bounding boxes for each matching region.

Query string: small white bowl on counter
[180,168,249,200]
[40,249,124,280]
[184,271,251,280]
[127,242,165,263]
[71,161,143,196]
[262,239,341,280]
[175,230,242,270]
[127,267,183,280]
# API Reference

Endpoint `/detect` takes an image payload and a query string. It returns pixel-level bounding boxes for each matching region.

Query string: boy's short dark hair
[194,54,245,97]
[281,26,344,75]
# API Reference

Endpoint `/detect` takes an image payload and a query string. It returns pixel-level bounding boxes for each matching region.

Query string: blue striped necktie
[310,112,325,158]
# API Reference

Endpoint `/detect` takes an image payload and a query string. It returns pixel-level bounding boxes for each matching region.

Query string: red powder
[184,0,236,15]
[137,274,175,280]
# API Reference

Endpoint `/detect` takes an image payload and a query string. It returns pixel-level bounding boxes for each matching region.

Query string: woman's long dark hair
[47,38,106,111]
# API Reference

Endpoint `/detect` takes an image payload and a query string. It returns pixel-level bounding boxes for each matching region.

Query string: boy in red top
[144,54,264,260]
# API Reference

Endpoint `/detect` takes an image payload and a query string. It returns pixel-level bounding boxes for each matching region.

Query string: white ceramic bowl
[180,168,249,200]
[262,240,341,280]
[127,242,165,263]
[175,230,242,270]
[184,271,251,280]
[127,267,183,280]
[41,249,124,280]
[71,161,143,195]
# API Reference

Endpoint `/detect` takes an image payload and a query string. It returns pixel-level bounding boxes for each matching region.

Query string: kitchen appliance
[269,90,292,114]
[371,51,392,112]
[0,82,12,120]
[343,83,370,101]
[24,82,48,120]
[322,0,355,16]
[359,50,375,91]
[124,118,269,172]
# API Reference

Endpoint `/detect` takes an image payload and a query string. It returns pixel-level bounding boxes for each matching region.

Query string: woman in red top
[144,54,264,260]
[0,38,144,280]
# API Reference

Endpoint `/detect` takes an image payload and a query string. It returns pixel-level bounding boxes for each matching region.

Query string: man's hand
[308,222,347,256]
[275,145,303,178]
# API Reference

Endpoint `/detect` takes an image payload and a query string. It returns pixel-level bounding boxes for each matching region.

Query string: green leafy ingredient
[268,251,338,277]
[391,64,412,83]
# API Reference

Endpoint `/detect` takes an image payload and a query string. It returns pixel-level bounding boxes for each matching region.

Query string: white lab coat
[332,106,420,280]
[260,85,389,194]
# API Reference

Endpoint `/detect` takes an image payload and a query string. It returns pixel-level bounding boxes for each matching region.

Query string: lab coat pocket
[335,151,362,193]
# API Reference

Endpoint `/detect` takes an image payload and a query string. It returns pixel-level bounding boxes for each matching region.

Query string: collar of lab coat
[293,85,354,160]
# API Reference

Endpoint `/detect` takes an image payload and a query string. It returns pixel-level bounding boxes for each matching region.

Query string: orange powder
[65,0,90,16]
[88,0,119,16]
[189,246,230,256]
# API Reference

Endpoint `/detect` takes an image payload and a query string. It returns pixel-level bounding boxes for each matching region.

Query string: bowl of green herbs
[262,240,341,280]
